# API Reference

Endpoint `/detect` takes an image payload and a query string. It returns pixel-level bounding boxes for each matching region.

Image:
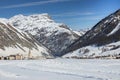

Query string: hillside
[63,9,120,57]
[0,19,52,59]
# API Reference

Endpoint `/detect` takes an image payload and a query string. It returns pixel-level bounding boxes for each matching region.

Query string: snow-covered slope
[0,20,52,58]
[63,41,120,58]
[107,23,120,36]
[63,9,120,56]
[9,13,79,56]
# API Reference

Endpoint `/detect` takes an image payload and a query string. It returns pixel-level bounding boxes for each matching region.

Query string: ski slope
[0,59,120,80]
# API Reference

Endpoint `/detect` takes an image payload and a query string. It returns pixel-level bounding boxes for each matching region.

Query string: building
[0,54,24,60]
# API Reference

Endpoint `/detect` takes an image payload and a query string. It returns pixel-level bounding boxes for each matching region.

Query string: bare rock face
[63,9,120,55]
[9,14,79,56]
[0,20,52,58]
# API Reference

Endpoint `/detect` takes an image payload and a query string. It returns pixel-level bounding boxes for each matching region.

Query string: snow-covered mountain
[0,19,52,58]
[73,29,87,36]
[9,13,79,56]
[63,9,120,57]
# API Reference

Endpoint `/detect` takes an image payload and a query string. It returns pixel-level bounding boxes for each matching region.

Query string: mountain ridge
[63,9,120,57]
[8,13,80,56]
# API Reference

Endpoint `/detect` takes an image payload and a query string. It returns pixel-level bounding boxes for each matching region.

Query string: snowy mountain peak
[10,14,25,21]
[9,13,61,34]
[29,13,52,19]
[9,13,79,56]
[10,13,54,24]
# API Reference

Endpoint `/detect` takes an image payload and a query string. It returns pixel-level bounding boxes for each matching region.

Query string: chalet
[0,56,4,60]
[15,54,23,60]
[116,56,120,59]
[8,54,23,60]
[0,54,24,60]
[8,55,16,60]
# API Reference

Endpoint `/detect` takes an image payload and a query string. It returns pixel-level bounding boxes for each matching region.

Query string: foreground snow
[0,59,120,80]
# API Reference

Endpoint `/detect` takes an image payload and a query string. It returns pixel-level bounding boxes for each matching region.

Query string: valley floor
[0,59,120,80]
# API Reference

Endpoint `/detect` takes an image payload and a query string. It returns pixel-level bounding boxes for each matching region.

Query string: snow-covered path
[0,59,120,80]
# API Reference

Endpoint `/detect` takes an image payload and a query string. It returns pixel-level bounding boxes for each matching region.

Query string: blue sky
[0,0,120,30]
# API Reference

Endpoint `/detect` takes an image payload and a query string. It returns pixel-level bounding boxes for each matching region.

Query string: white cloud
[55,15,105,22]
[1,0,70,9]
[52,12,94,17]
[78,16,105,20]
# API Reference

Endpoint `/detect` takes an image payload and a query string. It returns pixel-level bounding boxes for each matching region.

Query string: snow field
[0,59,120,80]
